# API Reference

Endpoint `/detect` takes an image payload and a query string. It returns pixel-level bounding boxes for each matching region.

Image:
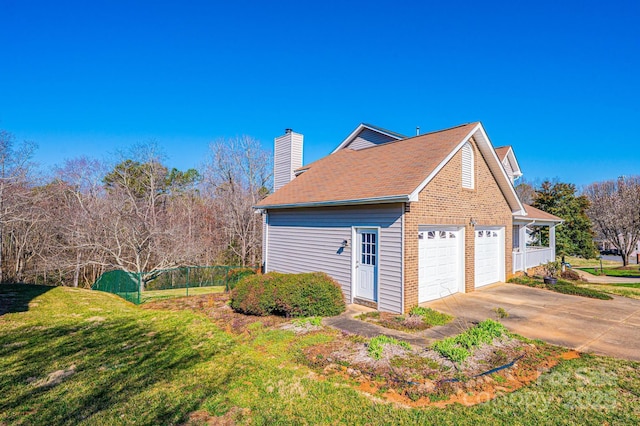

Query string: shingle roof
[519,204,563,222]
[257,123,479,208]
[494,146,511,162]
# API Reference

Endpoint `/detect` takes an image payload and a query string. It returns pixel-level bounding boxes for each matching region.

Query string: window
[462,142,474,189]
[361,232,376,266]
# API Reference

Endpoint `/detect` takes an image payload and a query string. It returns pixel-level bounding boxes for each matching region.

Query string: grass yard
[578,266,640,278]
[563,256,622,268]
[140,285,225,304]
[508,276,613,300]
[1,284,639,425]
[575,282,640,300]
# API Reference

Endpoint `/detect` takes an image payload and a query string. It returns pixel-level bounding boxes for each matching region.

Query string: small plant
[432,338,470,362]
[432,320,508,363]
[356,311,380,320]
[409,306,453,326]
[368,335,411,360]
[493,375,507,384]
[292,316,322,327]
[493,307,509,319]
[543,260,561,278]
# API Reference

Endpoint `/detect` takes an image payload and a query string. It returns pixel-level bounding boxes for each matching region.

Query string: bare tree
[54,157,109,286]
[585,176,640,266]
[204,136,271,266]
[0,130,37,282]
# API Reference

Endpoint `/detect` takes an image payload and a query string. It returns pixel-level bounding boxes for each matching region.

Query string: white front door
[356,229,377,301]
[475,227,504,287]
[419,228,462,303]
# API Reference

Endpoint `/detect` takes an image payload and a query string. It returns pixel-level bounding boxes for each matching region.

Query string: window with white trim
[462,142,474,189]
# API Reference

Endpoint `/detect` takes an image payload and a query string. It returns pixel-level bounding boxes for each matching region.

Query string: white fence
[512,246,555,273]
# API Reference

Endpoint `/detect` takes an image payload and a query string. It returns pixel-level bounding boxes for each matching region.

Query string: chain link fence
[91,266,255,304]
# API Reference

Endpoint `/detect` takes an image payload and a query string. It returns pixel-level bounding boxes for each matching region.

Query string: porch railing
[512,246,555,273]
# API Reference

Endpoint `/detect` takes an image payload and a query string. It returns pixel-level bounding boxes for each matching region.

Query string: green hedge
[226,267,257,290]
[230,272,346,317]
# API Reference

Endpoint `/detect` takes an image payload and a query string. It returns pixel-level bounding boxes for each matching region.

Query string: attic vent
[462,142,474,189]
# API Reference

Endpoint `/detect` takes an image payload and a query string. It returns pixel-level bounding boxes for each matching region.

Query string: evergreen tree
[533,181,598,259]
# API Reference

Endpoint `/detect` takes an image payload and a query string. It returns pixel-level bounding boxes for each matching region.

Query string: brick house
[256,122,562,313]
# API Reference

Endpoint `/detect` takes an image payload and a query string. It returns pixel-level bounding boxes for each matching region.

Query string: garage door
[418,228,463,303]
[474,228,504,287]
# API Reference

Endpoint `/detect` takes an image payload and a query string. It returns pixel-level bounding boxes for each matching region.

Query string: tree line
[517,177,640,266]
[0,130,270,287]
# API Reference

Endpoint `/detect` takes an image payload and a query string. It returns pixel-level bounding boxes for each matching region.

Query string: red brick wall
[403,137,513,312]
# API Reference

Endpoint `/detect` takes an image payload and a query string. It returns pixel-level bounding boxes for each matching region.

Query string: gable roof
[494,145,523,179]
[257,122,525,215]
[515,204,564,223]
[495,146,511,161]
[331,123,406,153]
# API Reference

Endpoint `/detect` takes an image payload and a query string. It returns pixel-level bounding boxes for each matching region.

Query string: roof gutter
[513,216,564,225]
[254,194,410,210]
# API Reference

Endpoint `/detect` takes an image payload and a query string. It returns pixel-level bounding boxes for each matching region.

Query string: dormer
[332,123,406,152]
[494,146,522,185]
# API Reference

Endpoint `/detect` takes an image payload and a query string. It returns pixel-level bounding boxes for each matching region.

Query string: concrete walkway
[426,283,640,361]
[323,304,466,348]
[572,268,640,284]
[325,283,640,361]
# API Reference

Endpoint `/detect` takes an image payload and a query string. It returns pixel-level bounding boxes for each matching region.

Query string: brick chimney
[273,128,303,191]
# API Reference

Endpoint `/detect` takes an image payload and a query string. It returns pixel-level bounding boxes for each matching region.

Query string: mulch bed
[302,331,571,407]
[143,293,575,408]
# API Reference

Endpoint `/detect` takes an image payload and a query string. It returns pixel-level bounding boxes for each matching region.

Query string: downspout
[263,211,269,273]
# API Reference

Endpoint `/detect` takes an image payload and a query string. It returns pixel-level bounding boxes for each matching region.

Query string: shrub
[226,267,257,290]
[230,272,346,317]
[274,272,346,317]
[229,274,277,316]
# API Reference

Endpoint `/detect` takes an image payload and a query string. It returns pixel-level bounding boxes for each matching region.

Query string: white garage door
[474,227,504,287]
[418,228,463,303]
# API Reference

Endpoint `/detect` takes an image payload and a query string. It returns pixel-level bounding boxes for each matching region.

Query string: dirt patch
[560,350,581,360]
[31,365,76,388]
[356,309,451,332]
[303,334,570,408]
[86,316,106,322]
[357,312,432,332]
[143,293,288,334]
[183,407,250,425]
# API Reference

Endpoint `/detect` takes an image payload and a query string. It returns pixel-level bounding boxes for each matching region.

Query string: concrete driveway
[425,283,640,361]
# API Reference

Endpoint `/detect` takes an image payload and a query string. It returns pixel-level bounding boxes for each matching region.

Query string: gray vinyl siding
[265,204,404,313]
[344,128,398,151]
[274,132,303,191]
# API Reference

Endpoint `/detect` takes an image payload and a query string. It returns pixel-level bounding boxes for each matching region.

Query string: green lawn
[563,256,622,268]
[1,284,639,425]
[578,267,640,278]
[140,285,225,303]
[576,282,640,300]
[508,276,613,300]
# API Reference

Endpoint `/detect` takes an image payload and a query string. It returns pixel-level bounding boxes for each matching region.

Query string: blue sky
[1,0,638,187]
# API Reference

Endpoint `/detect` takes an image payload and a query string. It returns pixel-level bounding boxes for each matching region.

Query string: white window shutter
[462,143,474,189]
